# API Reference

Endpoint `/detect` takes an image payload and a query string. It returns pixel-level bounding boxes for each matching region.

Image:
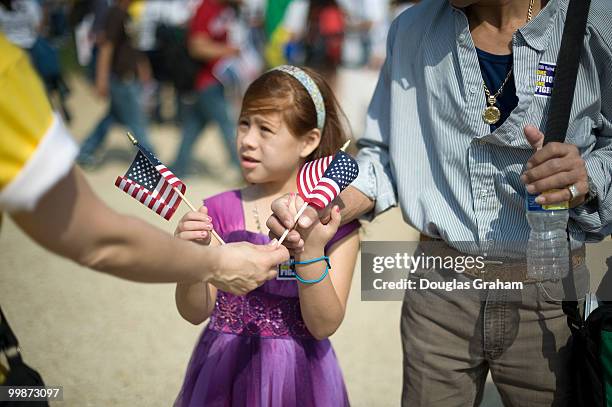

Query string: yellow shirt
[0,34,77,212]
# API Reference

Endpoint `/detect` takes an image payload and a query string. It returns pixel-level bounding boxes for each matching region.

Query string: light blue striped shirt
[352,0,612,253]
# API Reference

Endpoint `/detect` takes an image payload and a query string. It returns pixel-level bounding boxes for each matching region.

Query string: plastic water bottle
[526,193,570,280]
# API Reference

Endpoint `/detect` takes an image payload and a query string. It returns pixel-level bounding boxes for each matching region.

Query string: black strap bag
[0,307,48,407]
[543,0,612,405]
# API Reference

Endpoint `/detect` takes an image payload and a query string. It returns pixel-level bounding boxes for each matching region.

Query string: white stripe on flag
[318,178,341,195]
[312,185,335,202]
[310,192,331,206]
[144,194,153,207]
[160,204,170,219]
[304,161,314,193]
[166,190,180,209]
[152,199,162,212]
[316,158,324,180]
[160,182,173,203]
[151,177,166,198]
[300,164,309,197]
[127,183,137,196]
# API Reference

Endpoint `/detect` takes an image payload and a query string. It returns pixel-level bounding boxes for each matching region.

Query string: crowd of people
[0,0,420,177]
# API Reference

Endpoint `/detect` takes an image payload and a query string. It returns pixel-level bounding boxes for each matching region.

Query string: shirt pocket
[526,93,598,153]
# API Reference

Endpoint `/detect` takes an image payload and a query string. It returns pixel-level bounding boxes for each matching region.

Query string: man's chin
[449,0,480,7]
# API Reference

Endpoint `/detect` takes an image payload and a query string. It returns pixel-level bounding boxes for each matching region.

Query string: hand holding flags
[278,140,359,245]
[116,133,225,244]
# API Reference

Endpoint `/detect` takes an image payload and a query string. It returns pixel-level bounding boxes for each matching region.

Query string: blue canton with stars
[125,151,162,191]
[322,151,359,190]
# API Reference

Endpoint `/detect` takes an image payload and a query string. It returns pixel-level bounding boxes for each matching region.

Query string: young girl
[173,65,360,406]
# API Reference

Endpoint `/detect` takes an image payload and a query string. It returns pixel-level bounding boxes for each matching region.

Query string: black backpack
[155,24,202,93]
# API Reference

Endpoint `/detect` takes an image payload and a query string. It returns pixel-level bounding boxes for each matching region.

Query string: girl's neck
[245,173,299,201]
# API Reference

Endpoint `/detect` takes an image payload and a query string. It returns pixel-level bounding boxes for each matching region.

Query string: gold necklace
[481,0,535,125]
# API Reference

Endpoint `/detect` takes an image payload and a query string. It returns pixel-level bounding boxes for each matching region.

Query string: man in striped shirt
[269,0,612,405]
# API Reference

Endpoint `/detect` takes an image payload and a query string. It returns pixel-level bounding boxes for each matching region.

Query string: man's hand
[266,193,332,252]
[521,125,589,207]
[288,193,341,253]
[207,241,290,296]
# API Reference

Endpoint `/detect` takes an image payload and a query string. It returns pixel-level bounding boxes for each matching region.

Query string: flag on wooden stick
[278,140,358,245]
[296,150,359,210]
[115,135,185,221]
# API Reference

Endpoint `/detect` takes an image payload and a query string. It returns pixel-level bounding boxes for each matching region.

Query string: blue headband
[272,65,326,131]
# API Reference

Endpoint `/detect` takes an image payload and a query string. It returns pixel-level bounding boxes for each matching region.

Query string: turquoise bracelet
[291,256,331,284]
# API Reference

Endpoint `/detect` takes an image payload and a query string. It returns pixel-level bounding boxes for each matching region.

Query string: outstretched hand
[209,241,290,296]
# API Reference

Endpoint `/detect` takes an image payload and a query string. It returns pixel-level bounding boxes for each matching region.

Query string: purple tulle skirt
[174,326,349,407]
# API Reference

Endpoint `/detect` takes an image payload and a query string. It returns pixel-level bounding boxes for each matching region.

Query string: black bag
[0,307,48,407]
[542,0,612,404]
[563,301,612,406]
[155,24,202,93]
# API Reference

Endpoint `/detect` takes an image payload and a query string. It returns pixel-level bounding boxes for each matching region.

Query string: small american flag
[297,151,359,209]
[296,154,333,201]
[115,144,185,221]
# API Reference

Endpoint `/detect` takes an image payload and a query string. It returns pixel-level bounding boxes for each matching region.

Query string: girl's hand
[289,194,341,254]
[174,206,213,245]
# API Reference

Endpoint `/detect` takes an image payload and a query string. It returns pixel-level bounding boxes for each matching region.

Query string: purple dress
[175,190,360,407]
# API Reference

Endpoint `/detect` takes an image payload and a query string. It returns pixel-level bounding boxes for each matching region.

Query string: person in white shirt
[0,0,41,49]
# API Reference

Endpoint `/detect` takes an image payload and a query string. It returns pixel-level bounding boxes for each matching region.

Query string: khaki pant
[400,265,588,407]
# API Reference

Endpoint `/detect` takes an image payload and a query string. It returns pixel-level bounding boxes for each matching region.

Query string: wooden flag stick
[277,203,308,245]
[173,187,226,245]
[340,139,351,152]
[277,140,351,246]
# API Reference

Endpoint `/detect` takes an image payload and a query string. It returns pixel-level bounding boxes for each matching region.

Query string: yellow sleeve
[0,34,78,212]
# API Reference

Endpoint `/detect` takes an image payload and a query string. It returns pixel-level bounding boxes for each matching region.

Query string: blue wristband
[291,256,331,284]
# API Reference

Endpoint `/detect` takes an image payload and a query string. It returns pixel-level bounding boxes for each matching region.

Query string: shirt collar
[452,0,563,52]
[518,0,563,51]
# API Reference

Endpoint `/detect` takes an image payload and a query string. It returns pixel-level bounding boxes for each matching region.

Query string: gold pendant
[482,105,501,125]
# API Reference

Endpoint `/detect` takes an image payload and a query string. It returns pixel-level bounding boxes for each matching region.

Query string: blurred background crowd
[0,0,420,179]
[0,2,427,405]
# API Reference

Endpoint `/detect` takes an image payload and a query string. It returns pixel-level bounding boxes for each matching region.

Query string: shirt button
[469,86,478,94]
[480,190,488,198]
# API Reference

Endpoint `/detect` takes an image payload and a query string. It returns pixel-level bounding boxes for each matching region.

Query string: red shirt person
[171,0,241,177]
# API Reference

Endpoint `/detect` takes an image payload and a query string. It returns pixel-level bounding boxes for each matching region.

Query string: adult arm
[189,33,239,61]
[11,166,289,289]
